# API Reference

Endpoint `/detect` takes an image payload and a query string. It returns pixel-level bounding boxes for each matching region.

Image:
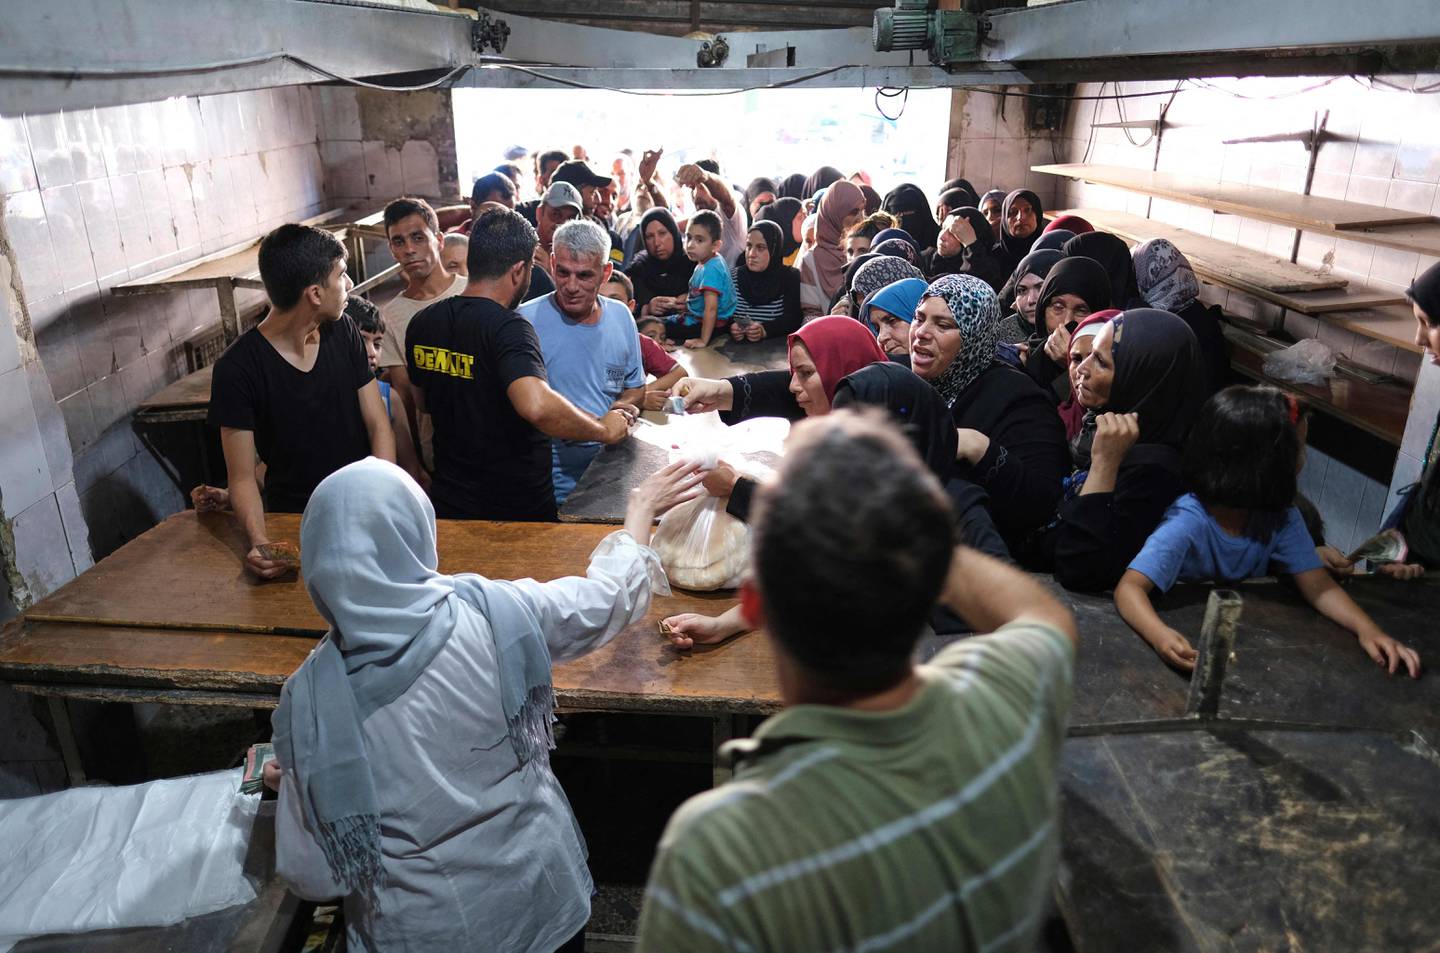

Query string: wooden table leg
[217,280,241,344]
[46,695,86,787]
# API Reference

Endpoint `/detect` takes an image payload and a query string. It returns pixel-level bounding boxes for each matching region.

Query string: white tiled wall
[945,87,1063,212]
[313,87,456,204]
[1,87,327,575]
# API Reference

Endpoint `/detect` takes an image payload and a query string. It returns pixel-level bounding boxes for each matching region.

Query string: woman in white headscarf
[271,456,702,953]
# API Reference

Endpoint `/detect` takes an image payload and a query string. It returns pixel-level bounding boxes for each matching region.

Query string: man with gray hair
[519,218,645,502]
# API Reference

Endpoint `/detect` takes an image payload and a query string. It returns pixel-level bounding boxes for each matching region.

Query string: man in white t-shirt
[518,220,644,504]
[377,197,468,470]
[677,160,747,269]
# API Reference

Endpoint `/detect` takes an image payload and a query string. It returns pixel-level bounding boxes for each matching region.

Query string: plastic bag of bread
[649,495,749,591]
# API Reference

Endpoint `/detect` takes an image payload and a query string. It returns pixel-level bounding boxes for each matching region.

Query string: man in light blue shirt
[519,219,645,503]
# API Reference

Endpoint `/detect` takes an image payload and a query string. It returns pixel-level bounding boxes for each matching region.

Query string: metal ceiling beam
[0,0,476,115]
[2,0,1438,117]
[981,0,1440,65]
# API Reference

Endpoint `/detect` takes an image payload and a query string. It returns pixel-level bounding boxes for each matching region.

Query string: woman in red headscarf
[660,317,1008,644]
[673,315,887,424]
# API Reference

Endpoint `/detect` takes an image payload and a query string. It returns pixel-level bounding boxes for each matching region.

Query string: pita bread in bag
[650,496,749,591]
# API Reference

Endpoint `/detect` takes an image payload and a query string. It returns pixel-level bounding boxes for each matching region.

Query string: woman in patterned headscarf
[1132,238,1228,393]
[831,253,924,316]
[909,274,1071,545]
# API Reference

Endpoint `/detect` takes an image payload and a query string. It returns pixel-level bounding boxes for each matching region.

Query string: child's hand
[1377,561,1425,580]
[684,338,710,349]
[661,612,745,650]
[729,321,746,340]
[1357,628,1421,678]
[744,323,765,342]
[643,388,669,412]
[1147,626,1198,672]
[1317,545,1355,577]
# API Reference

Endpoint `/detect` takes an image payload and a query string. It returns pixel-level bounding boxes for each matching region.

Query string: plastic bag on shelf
[1262,338,1336,386]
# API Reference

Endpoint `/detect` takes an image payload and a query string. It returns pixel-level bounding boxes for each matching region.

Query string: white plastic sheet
[0,769,260,951]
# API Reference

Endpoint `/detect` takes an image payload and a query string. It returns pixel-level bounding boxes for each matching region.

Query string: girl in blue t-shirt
[1115,385,1421,677]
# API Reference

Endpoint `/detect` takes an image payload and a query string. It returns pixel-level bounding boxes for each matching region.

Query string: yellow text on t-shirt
[412,345,475,380]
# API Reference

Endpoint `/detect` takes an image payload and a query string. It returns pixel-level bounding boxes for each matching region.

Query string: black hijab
[1063,232,1144,310]
[831,252,882,310]
[1409,260,1440,321]
[1030,229,1073,252]
[940,178,981,210]
[757,197,803,260]
[926,207,995,280]
[743,177,779,220]
[1034,256,1112,340]
[882,184,941,253]
[998,248,1065,319]
[625,208,690,301]
[1105,309,1205,450]
[997,189,1048,268]
[1070,308,1203,470]
[832,362,957,480]
[779,173,808,199]
[803,166,845,200]
[734,221,793,304]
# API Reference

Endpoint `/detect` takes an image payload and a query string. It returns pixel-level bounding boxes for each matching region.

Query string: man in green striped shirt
[637,410,1078,952]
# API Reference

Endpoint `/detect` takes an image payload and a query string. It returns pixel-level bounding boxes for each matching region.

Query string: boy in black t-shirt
[198,224,395,578]
[405,208,635,521]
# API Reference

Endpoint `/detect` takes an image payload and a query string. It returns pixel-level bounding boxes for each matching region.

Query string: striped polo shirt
[636,620,1074,953]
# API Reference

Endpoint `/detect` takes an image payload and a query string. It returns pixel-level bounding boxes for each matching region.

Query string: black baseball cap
[551,159,613,190]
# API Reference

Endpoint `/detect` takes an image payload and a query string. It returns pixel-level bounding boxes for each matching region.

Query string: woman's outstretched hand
[625,460,707,545]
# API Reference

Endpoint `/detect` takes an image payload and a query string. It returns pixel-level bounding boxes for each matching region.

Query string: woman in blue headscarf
[272,457,701,953]
[859,276,928,356]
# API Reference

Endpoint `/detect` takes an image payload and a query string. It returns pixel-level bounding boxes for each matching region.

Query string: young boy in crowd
[347,295,426,487]
[199,224,394,578]
[601,272,685,410]
[666,209,736,350]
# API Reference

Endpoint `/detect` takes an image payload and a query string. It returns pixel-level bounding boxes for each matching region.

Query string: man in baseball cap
[548,161,625,267]
[529,181,584,290]
[549,159,613,217]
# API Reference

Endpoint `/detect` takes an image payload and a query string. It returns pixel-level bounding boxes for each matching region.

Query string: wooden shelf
[137,365,212,416]
[1225,332,1410,446]
[1321,305,1423,353]
[1064,207,1418,353]
[1037,163,1440,257]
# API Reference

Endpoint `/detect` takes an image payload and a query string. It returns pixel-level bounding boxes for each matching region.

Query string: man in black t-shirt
[405,208,636,521]
[199,224,395,577]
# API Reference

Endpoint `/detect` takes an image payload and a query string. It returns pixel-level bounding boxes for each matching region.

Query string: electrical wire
[0,53,471,92]
[489,62,852,96]
[874,85,908,121]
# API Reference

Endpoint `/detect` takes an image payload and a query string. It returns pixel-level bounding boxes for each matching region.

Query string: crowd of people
[190,143,1439,952]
